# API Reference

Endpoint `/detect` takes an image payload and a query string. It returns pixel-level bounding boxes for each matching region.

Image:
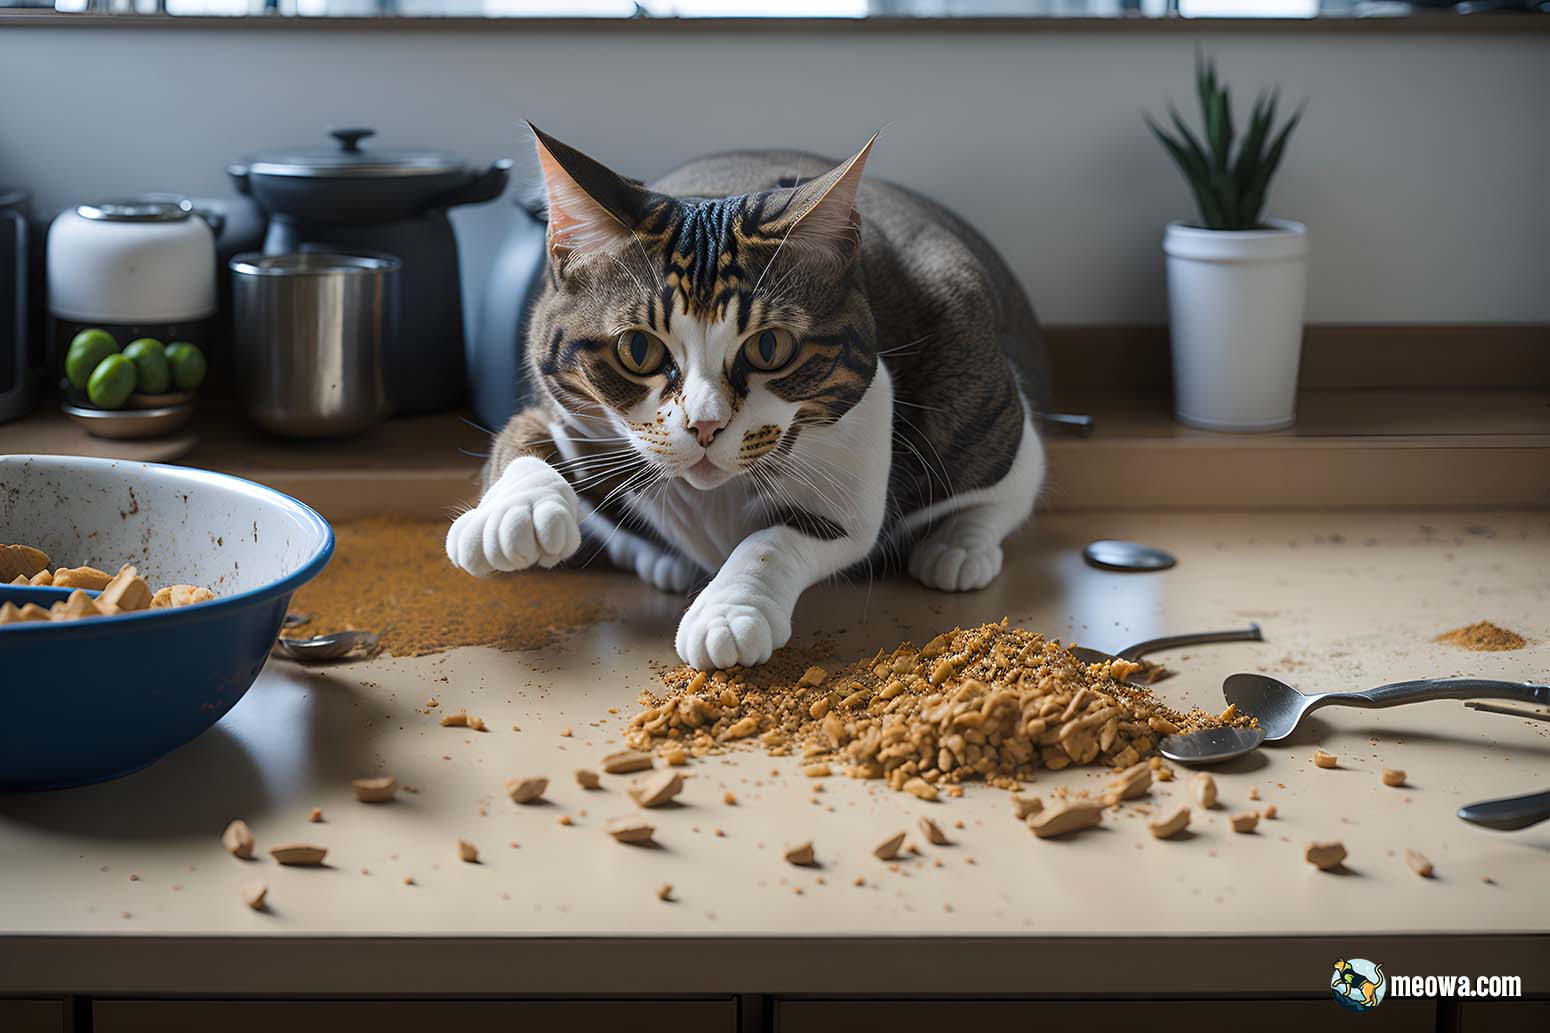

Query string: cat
[447,126,1052,670]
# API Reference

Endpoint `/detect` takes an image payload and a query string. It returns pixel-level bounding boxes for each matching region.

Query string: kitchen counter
[2,507,1547,1004]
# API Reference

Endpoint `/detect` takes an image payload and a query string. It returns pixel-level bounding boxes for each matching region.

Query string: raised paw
[675,587,792,670]
[908,537,1005,593]
[446,458,581,576]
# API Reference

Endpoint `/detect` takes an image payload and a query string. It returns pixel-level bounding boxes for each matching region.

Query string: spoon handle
[1317,678,1550,712]
[1115,623,1263,661]
[1458,789,1550,831]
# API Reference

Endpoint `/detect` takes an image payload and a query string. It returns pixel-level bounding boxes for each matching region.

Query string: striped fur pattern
[447,127,1051,669]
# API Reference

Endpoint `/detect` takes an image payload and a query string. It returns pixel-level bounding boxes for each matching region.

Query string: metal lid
[244,128,467,180]
[76,196,193,222]
[229,251,402,277]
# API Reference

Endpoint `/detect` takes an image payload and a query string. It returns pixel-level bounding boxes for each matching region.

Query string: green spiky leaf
[1148,55,1301,229]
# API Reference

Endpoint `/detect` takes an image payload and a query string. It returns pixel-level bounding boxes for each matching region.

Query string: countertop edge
[2,932,1546,996]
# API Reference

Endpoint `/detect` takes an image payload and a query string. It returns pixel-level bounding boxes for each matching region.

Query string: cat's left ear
[781,133,877,266]
[529,123,652,270]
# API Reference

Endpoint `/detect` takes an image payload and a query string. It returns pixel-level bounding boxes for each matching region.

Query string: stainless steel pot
[230,252,398,438]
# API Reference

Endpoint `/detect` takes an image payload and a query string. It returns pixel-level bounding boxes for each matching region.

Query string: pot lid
[76,196,193,222]
[230,251,402,277]
[245,127,467,179]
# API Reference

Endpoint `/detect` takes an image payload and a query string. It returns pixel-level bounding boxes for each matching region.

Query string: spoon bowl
[274,630,379,663]
[1159,726,1266,765]
[1224,672,1550,743]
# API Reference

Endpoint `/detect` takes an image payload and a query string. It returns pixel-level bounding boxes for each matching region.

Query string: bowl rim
[0,455,334,636]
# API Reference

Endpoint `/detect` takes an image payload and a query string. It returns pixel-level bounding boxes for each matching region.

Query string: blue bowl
[0,455,333,790]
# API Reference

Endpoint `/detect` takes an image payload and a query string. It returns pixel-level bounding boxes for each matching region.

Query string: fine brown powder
[283,519,616,657]
[1435,621,1527,652]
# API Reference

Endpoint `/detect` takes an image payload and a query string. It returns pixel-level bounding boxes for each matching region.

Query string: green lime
[123,338,171,394]
[87,353,137,409]
[165,342,207,391]
[65,329,119,391]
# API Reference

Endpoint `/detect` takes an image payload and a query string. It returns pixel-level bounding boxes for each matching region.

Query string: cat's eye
[741,328,798,373]
[616,329,669,376]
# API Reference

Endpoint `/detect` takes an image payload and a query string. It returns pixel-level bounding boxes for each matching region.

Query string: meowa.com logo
[1331,958,1387,1012]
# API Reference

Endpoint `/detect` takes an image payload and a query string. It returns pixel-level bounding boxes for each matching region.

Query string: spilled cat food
[630,621,1255,796]
[282,519,615,656]
[1435,621,1526,652]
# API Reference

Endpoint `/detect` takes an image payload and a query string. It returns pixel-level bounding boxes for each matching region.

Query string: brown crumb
[1435,621,1526,652]
[307,807,323,823]
[657,883,674,902]
[723,790,738,805]
[1381,767,1407,787]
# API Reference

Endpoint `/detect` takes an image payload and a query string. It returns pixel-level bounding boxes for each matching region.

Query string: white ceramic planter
[1164,218,1309,432]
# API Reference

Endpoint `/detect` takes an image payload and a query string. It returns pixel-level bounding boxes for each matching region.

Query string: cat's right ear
[529,124,649,270]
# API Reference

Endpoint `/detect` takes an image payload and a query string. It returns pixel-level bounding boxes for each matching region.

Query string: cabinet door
[94,998,736,1033]
[775,998,1436,1033]
[1461,1000,1550,1031]
[0,999,65,1033]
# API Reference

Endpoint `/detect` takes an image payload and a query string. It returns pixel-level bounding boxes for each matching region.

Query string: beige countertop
[2,509,1547,996]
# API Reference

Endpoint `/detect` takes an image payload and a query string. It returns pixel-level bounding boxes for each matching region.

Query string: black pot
[228,128,511,416]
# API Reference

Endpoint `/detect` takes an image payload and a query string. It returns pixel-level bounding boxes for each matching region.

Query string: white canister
[1164,219,1309,433]
[47,196,218,374]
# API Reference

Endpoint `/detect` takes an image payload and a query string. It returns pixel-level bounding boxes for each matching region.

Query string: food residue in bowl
[1,545,215,624]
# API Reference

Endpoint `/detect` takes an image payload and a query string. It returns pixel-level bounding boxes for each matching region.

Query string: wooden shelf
[5,390,1547,517]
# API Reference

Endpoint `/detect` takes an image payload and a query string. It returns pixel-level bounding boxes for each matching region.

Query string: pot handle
[227,163,253,198]
[429,158,513,211]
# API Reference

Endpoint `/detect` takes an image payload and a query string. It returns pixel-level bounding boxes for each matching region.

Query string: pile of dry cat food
[283,519,615,657]
[0,543,214,624]
[629,620,1255,795]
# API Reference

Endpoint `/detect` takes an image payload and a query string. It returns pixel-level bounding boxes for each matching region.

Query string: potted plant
[1149,56,1306,432]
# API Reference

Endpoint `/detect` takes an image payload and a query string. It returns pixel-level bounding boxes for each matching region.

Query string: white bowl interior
[0,456,327,597]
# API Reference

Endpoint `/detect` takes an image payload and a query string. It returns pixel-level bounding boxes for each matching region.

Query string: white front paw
[676,584,792,670]
[446,457,582,576]
[908,539,1004,592]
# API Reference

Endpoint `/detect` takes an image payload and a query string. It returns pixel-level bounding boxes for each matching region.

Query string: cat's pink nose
[689,419,724,446]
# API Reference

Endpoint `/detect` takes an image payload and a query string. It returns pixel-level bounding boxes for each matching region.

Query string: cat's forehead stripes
[637,193,790,324]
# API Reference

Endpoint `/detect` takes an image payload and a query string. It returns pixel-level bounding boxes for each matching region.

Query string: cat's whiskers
[891,410,955,497]
[876,332,935,359]
[580,466,666,567]
[604,253,654,307]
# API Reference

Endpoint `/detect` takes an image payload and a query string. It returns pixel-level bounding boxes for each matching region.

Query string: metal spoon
[273,630,380,663]
[1068,623,1263,667]
[1160,725,1267,766]
[1457,789,1550,831]
[1082,539,1176,573]
[1223,673,1550,743]
[1069,624,1263,689]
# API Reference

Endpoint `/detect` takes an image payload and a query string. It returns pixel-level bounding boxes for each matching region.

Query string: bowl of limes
[61,328,207,440]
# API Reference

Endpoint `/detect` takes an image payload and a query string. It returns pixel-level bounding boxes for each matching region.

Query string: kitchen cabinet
[0,999,65,1033]
[93,998,736,1033]
[1460,1000,1550,1031]
[774,998,1439,1032]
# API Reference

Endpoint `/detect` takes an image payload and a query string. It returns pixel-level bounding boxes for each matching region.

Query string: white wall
[0,23,1545,325]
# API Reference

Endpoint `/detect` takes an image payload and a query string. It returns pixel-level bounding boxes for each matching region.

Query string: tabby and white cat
[447,127,1052,670]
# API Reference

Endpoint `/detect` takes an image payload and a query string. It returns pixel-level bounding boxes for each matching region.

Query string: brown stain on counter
[284,518,616,657]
